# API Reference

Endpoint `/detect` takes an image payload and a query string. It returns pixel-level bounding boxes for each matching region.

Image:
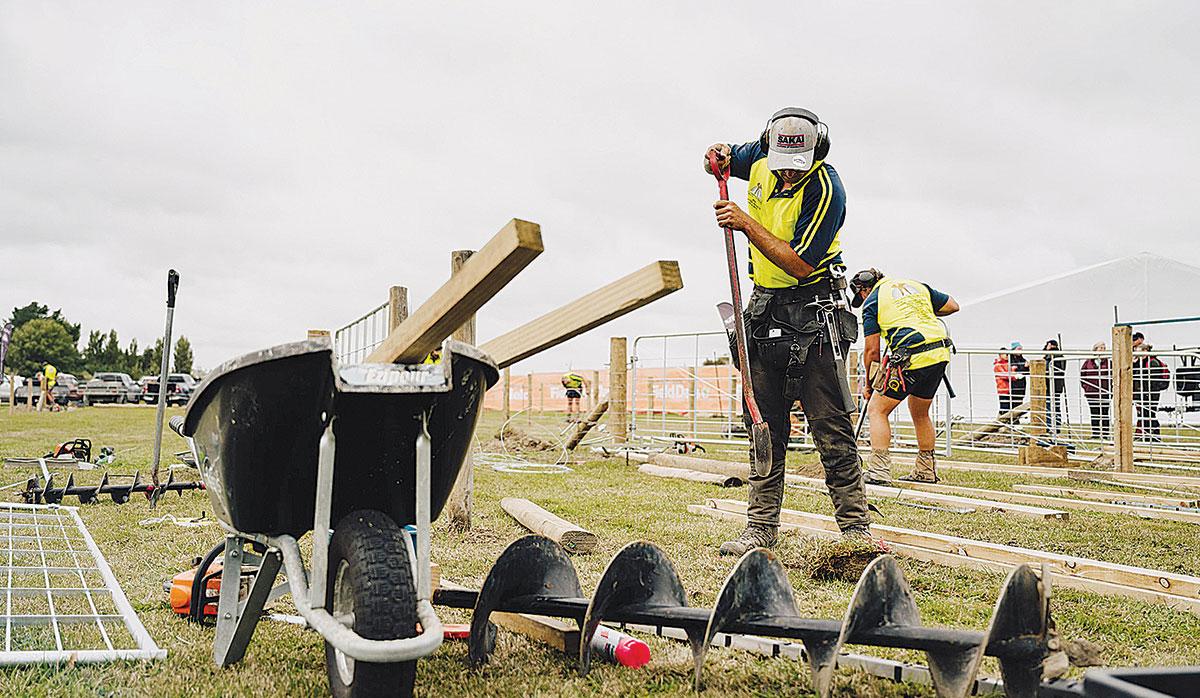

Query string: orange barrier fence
[482,366,742,416]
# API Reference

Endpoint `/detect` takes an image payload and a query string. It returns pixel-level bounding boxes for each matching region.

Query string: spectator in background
[1009,342,1029,419]
[1043,340,1066,436]
[1133,343,1169,442]
[1081,342,1111,439]
[994,350,1014,416]
[1132,332,1145,350]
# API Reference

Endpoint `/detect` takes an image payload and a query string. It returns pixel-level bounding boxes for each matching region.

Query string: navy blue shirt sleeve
[921,283,950,312]
[791,165,846,268]
[861,288,881,336]
[728,141,764,181]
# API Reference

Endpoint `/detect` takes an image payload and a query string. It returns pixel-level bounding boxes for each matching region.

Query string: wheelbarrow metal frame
[189,338,496,668]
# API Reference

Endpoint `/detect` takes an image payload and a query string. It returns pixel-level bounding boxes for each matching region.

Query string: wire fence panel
[333,301,390,364]
[624,333,1200,464]
[0,503,166,665]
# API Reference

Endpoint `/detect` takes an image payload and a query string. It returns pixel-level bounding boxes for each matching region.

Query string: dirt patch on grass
[482,424,557,453]
[777,532,889,583]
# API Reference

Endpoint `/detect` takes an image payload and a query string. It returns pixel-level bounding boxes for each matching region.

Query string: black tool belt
[742,281,855,401]
[889,338,954,368]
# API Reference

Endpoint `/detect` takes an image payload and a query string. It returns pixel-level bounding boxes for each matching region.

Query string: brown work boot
[840,525,872,540]
[863,449,893,485]
[900,449,939,483]
[718,524,777,556]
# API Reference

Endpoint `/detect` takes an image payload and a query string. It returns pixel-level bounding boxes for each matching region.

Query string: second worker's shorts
[883,361,947,401]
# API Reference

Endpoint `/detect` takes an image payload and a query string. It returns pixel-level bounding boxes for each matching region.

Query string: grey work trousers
[738,308,870,532]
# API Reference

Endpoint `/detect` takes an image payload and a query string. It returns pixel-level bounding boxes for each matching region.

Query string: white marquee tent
[951,252,1200,351]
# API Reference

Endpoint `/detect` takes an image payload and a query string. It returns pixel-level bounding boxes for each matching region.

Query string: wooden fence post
[526,373,533,424]
[388,286,409,330]
[610,337,627,442]
[1112,325,1134,472]
[446,252,476,530]
[647,378,655,416]
[591,370,600,409]
[1030,359,1047,437]
[502,367,511,422]
[539,385,545,414]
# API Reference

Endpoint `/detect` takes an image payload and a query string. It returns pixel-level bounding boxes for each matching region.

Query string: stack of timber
[690,498,1200,616]
[500,498,598,554]
[899,481,1200,525]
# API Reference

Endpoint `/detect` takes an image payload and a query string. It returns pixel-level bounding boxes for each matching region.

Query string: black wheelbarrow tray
[182,336,497,697]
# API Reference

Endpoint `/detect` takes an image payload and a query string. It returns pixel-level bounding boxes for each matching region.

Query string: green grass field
[0,405,1197,697]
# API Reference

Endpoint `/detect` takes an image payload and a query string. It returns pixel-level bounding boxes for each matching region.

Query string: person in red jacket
[994,351,1014,416]
[1080,342,1111,440]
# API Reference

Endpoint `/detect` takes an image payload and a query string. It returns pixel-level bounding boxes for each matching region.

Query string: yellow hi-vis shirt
[561,373,584,389]
[43,364,57,386]
[744,159,844,288]
[862,278,950,370]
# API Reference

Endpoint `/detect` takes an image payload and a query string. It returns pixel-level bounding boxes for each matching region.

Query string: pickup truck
[82,372,142,405]
[142,373,197,406]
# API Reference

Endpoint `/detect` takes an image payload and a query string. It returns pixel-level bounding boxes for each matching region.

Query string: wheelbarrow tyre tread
[324,509,418,698]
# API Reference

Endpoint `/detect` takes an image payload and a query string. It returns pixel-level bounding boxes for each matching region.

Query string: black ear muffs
[758,107,831,162]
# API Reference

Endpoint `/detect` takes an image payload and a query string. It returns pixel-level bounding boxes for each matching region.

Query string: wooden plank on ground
[638,463,744,487]
[1014,484,1200,509]
[688,504,1200,615]
[787,475,1067,520]
[439,580,579,653]
[899,481,1200,525]
[625,451,748,479]
[480,261,683,368]
[921,459,1200,489]
[499,498,598,553]
[703,498,1200,603]
[365,219,543,363]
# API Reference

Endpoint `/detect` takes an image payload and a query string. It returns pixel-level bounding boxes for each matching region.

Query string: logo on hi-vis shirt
[891,284,920,299]
[748,183,763,209]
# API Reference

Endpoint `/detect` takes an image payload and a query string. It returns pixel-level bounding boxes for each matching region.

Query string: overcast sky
[2,2,1198,374]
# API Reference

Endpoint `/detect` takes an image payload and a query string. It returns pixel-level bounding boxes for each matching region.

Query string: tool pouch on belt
[746,290,821,401]
[869,363,887,393]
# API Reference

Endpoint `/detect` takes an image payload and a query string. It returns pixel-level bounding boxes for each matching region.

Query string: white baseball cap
[766,116,819,171]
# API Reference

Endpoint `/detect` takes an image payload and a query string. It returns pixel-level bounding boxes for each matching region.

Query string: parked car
[142,373,197,406]
[82,372,142,405]
[15,373,82,406]
[0,375,24,404]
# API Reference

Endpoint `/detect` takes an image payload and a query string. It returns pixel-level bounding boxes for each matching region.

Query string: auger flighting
[432,535,1054,698]
[20,470,204,506]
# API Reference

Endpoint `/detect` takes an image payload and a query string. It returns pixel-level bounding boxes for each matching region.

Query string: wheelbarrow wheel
[324,509,418,698]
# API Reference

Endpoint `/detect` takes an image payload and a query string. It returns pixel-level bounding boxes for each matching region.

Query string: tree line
[3,302,194,379]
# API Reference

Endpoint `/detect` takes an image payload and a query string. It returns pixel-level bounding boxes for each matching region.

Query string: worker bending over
[705,107,871,554]
[850,269,959,484]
